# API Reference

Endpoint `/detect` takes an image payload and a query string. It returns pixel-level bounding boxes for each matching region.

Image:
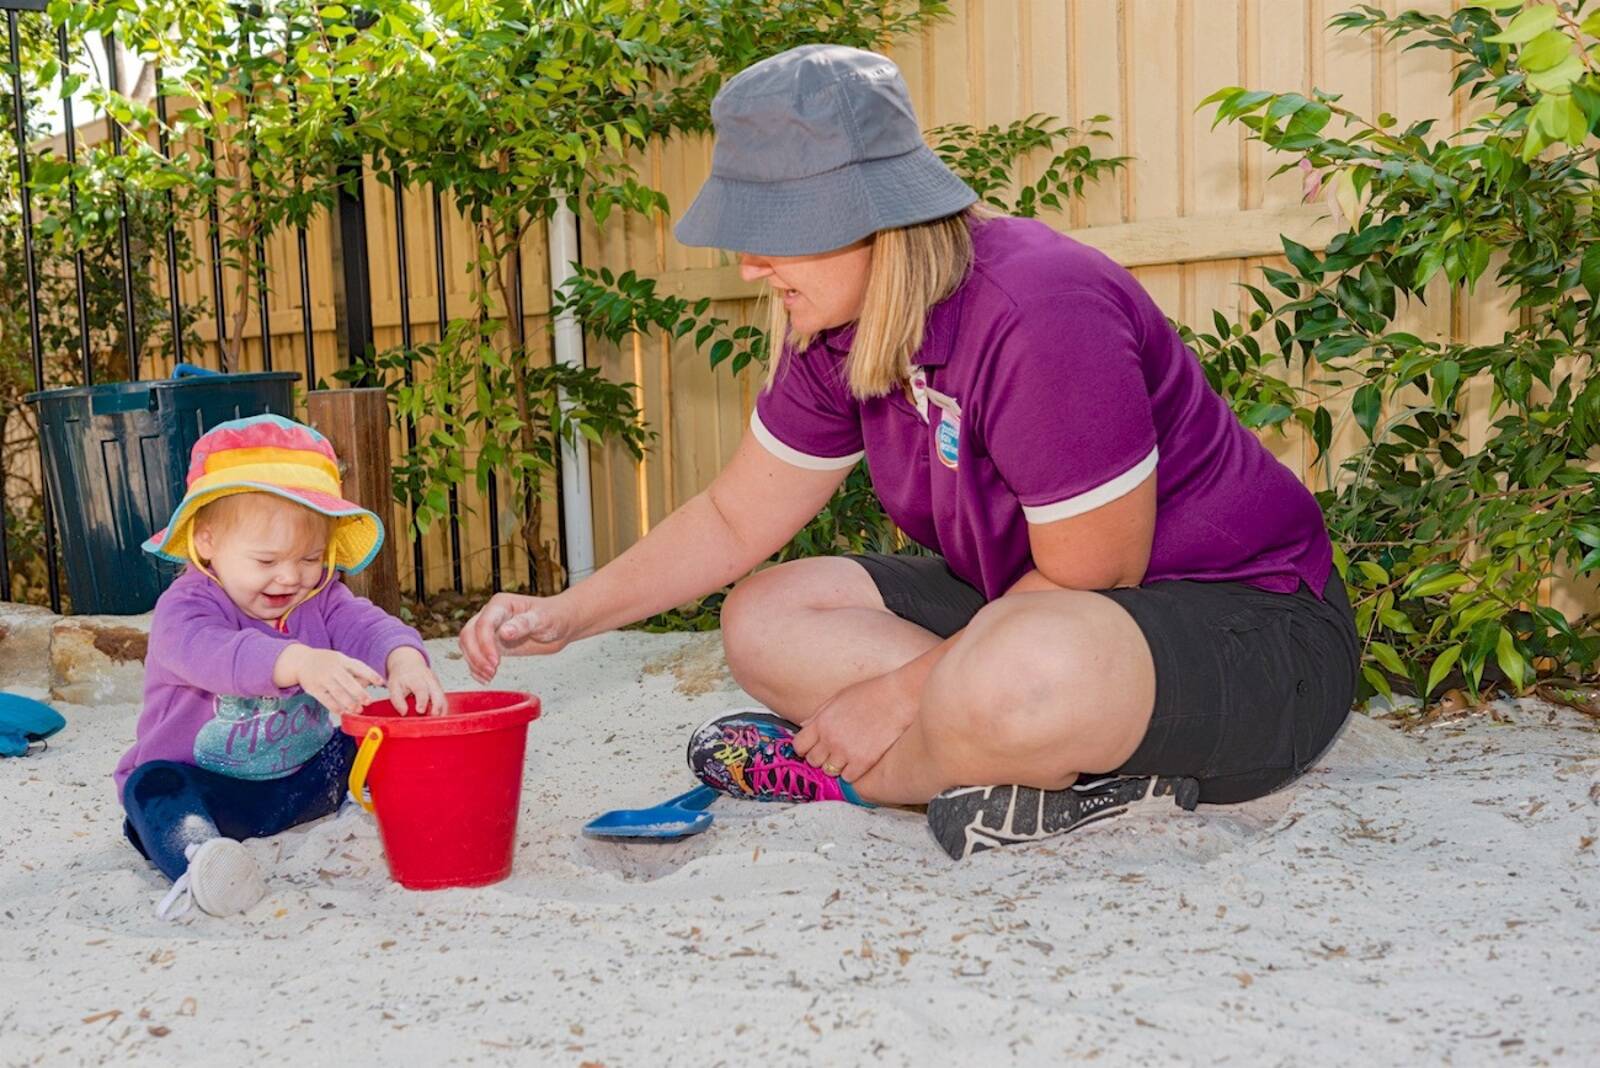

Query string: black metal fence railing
[0,2,501,612]
[5,1,61,611]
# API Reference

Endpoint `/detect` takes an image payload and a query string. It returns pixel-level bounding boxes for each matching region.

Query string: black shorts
[849,553,1360,805]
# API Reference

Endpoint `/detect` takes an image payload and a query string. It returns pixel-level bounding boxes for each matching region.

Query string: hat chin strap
[273,539,339,633]
[186,525,340,633]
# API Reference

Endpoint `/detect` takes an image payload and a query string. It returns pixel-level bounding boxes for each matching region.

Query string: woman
[460,45,1359,860]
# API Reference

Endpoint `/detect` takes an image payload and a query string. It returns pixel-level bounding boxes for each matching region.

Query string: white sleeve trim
[749,409,864,471]
[1021,445,1159,523]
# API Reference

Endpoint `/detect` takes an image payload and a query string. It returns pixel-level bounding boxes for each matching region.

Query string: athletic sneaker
[686,710,871,806]
[926,775,1202,860]
[156,838,268,919]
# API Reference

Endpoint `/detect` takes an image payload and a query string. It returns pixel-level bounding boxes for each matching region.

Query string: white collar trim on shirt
[909,368,962,423]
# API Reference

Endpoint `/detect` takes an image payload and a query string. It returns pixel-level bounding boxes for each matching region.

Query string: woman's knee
[719,566,782,646]
[719,566,791,683]
[720,557,880,681]
[922,597,1123,765]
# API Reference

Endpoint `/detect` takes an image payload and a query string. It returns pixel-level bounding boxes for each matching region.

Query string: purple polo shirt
[751,215,1333,601]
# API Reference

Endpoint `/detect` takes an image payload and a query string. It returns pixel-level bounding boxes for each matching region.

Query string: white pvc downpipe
[548,200,596,583]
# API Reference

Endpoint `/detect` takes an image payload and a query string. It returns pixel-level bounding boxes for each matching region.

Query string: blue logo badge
[936,412,960,469]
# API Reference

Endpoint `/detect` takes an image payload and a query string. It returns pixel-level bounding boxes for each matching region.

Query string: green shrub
[1198,1,1600,702]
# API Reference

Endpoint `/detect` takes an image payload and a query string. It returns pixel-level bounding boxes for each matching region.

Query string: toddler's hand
[386,647,447,716]
[279,646,383,716]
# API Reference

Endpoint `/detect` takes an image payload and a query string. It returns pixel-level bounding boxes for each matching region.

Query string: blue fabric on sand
[122,732,356,882]
[0,693,66,757]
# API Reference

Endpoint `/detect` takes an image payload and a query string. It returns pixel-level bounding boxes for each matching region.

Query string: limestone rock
[50,613,151,706]
[0,601,57,691]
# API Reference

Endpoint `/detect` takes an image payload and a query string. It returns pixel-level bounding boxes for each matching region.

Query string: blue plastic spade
[582,785,719,839]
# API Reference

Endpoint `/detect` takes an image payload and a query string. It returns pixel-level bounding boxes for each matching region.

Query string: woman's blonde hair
[769,206,990,400]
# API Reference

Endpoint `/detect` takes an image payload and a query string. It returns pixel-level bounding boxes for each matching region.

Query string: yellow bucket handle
[348,726,384,814]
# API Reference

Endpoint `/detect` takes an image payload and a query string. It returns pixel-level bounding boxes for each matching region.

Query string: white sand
[2,631,1598,1066]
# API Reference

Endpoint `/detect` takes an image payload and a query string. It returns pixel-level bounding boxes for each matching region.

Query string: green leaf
[1353,383,1382,439]
[1196,86,1244,110]
[1531,91,1572,139]
[1356,560,1390,585]
[1379,608,1416,634]
[1554,92,1588,141]
[1581,244,1600,297]
[1526,53,1585,93]
[1495,626,1528,693]
[1426,644,1463,698]
[1410,572,1472,598]
[1370,641,1407,677]
[1362,664,1394,701]
[1518,29,1573,72]
[1432,360,1461,407]
[1243,401,1292,427]
[1485,5,1560,45]
[1312,405,1333,459]
[1282,237,1323,279]
[1266,93,1309,121]
[1287,102,1332,136]
[1413,244,1447,288]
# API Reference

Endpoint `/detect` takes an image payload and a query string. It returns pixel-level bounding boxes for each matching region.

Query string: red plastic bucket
[341,690,540,890]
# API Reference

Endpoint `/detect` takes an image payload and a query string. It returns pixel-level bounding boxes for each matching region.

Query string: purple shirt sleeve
[981,289,1158,523]
[751,344,864,469]
[315,580,428,675]
[144,580,292,697]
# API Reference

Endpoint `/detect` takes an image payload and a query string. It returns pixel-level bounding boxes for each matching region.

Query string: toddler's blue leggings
[121,733,356,882]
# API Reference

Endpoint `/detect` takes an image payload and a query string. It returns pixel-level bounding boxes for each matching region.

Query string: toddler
[115,414,445,918]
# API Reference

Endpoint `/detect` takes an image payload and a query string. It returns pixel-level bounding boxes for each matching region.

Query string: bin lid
[25,371,300,406]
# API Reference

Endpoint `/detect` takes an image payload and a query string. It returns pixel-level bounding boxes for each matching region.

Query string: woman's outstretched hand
[459,592,582,683]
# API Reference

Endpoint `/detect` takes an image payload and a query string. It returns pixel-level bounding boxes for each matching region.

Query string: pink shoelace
[747,746,846,802]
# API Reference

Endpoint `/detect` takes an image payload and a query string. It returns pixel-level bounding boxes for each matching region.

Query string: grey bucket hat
[673,45,978,257]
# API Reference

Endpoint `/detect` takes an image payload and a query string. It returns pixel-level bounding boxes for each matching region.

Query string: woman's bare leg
[719,557,940,723]
[853,590,1157,805]
[720,565,1158,808]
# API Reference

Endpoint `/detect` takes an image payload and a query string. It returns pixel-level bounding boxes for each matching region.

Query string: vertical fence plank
[306,388,401,615]
[153,76,186,371]
[1126,0,1183,308]
[203,135,231,368]
[6,10,61,609]
[57,26,93,382]
[390,173,425,598]
[1022,0,1072,231]
[1070,0,1129,226]
[431,187,464,593]
[103,31,141,379]
[976,0,1021,128]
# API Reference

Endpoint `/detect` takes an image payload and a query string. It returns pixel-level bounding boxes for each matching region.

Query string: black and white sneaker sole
[926,775,1202,860]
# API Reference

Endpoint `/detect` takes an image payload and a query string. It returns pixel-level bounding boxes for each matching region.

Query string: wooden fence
[18,0,1593,615]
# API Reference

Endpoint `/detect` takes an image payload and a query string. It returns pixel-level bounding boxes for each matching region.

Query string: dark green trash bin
[26,369,301,615]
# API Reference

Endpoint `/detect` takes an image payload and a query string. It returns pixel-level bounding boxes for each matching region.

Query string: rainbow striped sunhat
[143,414,383,575]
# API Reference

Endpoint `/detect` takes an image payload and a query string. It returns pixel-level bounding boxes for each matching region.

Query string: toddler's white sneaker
[156,838,267,919]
